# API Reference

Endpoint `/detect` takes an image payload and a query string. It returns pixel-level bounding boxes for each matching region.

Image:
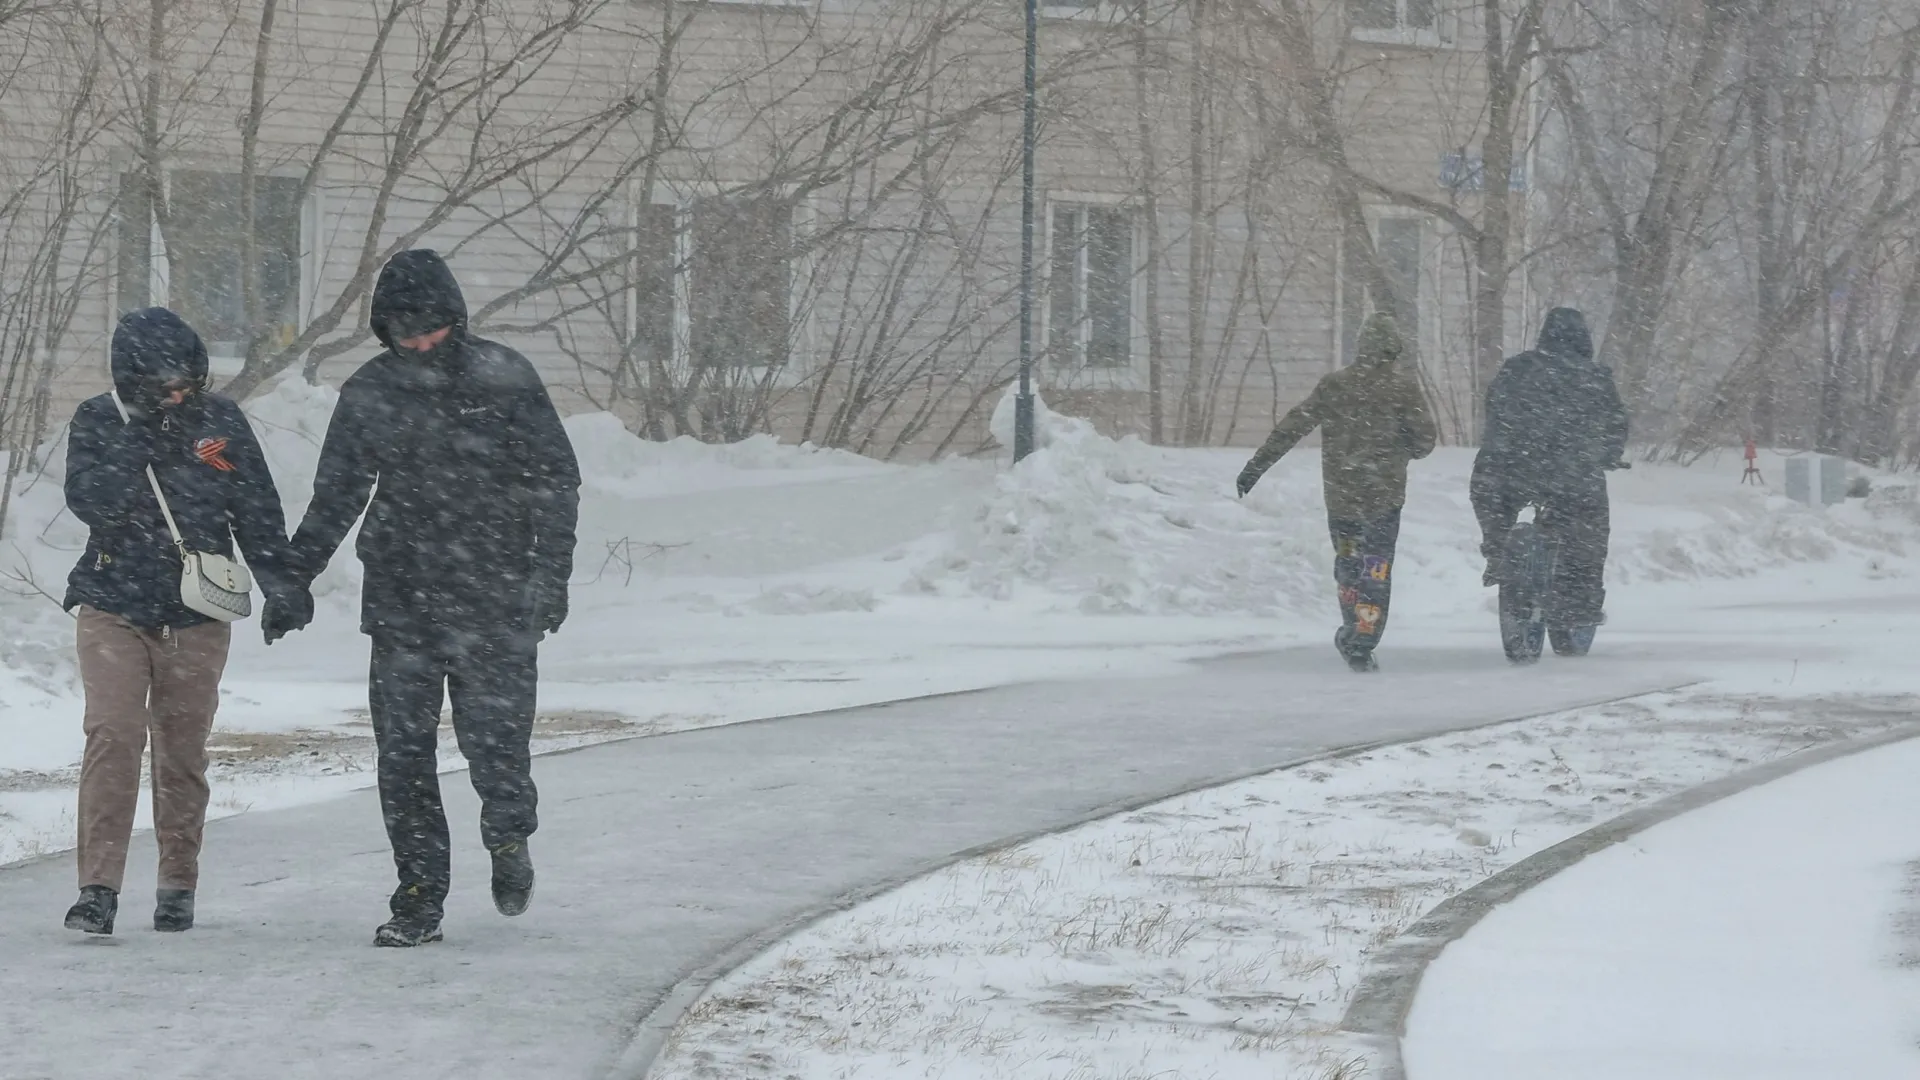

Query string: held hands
[262,587,316,645]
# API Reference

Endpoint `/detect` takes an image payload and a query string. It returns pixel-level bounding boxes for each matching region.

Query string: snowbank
[920,399,1920,618]
[917,409,1332,616]
[565,413,886,501]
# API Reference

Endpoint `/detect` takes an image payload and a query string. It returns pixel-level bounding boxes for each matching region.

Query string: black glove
[262,587,315,645]
[1236,467,1259,499]
[531,576,569,636]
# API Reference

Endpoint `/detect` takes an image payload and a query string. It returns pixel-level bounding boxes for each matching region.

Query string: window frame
[1037,0,1131,24]
[112,163,316,378]
[625,180,813,383]
[1347,0,1452,48]
[1041,194,1143,382]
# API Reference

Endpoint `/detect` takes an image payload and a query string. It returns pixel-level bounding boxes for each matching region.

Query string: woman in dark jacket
[60,307,312,935]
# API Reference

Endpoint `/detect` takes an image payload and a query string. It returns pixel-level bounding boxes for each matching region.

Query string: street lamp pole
[1013,0,1039,462]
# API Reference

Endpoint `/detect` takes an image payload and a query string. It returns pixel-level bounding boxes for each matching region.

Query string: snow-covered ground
[1404,735,1920,1080]
[6,384,1920,1078]
[644,691,1920,1080]
[2,381,1916,864]
[636,406,1920,1079]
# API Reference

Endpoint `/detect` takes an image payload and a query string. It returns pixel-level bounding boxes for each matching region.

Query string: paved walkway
[1404,735,1920,1080]
[0,647,1689,1080]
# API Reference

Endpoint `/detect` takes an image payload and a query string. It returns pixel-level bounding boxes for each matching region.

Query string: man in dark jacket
[291,250,581,947]
[1470,307,1630,630]
[62,307,311,936]
[1237,313,1439,672]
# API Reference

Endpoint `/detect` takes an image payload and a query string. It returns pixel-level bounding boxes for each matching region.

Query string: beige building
[0,0,1542,463]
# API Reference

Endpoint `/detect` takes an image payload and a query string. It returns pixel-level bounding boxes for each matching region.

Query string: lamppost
[1012,0,1039,462]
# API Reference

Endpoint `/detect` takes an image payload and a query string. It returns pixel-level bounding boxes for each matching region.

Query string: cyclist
[1470,307,1629,635]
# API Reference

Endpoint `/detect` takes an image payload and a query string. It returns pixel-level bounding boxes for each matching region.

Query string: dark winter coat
[291,250,581,640]
[1473,307,1630,497]
[1238,313,1439,521]
[64,308,299,630]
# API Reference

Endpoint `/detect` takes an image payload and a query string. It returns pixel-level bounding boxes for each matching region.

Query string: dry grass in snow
[652,691,1918,1080]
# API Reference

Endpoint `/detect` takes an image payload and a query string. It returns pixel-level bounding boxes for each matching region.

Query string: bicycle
[1497,461,1629,665]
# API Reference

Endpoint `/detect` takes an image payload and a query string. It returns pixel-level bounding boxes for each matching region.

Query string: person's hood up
[1353,311,1406,368]
[370,249,468,351]
[111,307,210,414]
[1537,307,1594,362]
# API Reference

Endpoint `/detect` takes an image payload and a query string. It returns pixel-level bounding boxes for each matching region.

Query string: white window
[117,170,305,372]
[626,193,795,371]
[1340,217,1425,364]
[1349,0,1442,43]
[1047,203,1133,369]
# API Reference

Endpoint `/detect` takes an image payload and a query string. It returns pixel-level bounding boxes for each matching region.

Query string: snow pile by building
[923,395,1920,619]
[921,388,1337,617]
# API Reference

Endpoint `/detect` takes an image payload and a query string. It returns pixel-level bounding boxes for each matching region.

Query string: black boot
[64,885,118,935]
[154,889,195,932]
[374,911,444,947]
[490,840,534,917]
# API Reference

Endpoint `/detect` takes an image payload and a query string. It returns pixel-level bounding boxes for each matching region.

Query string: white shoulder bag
[111,391,253,622]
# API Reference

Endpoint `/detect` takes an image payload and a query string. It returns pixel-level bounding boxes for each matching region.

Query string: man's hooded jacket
[1239,312,1439,520]
[1474,307,1630,496]
[291,250,581,638]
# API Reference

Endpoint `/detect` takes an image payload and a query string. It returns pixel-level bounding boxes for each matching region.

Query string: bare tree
[0,0,122,534]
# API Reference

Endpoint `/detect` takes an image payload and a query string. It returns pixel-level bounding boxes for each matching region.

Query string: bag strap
[110,389,188,550]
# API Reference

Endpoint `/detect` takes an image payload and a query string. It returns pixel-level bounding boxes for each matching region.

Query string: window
[1349,0,1438,37]
[117,170,303,365]
[689,196,793,370]
[1048,204,1133,369]
[625,193,797,374]
[1341,217,1424,364]
[624,201,678,376]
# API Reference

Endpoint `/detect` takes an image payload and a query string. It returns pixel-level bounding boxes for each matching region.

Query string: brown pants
[74,606,231,893]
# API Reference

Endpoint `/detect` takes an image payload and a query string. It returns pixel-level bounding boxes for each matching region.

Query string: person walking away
[1236,313,1438,672]
[1470,307,1629,634]
[289,249,581,948]
[62,307,313,935]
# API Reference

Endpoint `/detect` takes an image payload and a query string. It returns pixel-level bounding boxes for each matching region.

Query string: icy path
[1405,735,1920,1080]
[0,648,1689,1080]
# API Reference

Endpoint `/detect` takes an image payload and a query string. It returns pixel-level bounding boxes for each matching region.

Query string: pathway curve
[0,646,1690,1080]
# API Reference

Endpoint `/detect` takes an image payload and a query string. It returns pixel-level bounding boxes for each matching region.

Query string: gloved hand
[531,576,569,636]
[1236,467,1259,499]
[262,587,315,645]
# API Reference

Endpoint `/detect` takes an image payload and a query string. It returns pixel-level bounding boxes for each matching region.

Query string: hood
[370,249,468,350]
[111,307,210,414]
[1353,312,1406,368]
[1537,307,1594,362]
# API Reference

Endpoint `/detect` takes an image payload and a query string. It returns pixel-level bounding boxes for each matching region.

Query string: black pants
[1328,508,1403,657]
[369,631,540,916]
[1471,473,1611,626]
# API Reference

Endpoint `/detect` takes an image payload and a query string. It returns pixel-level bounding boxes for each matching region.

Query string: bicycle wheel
[1498,522,1548,664]
[1550,625,1598,657]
